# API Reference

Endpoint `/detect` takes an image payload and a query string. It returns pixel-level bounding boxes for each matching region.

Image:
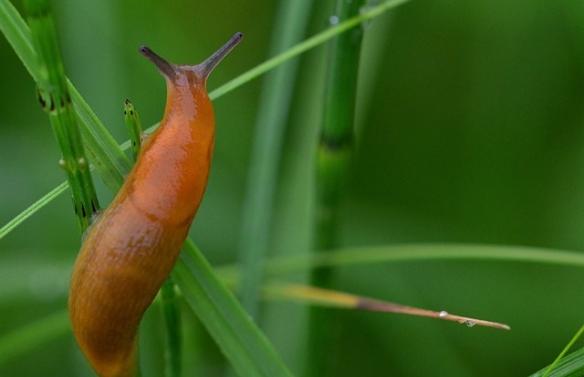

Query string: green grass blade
[532,325,584,377]
[215,244,584,283]
[209,0,412,100]
[0,0,412,240]
[173,240,293,377]
[0,182,68,240]
[530,348,584,377]
[0,310,69,365]
[238,0,314,317]
[159,278,182,377]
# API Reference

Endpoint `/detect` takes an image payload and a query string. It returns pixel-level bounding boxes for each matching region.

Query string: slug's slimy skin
[69,33,243,377]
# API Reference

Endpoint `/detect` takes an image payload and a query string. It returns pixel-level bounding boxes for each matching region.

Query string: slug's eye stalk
[194,32,243,80]
[139,45,177,80]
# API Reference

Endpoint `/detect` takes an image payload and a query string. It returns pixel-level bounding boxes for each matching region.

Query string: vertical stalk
[123,99,181,377]
[123,99,143,160]
[160,279,182,377]
[307,0,365,375]
[238,0,314,318]
[23,0,99,231]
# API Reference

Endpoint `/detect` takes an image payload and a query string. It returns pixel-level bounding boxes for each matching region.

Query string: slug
[68,32,243,377]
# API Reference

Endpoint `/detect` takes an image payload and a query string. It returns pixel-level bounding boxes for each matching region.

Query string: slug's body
[69,33,242,377]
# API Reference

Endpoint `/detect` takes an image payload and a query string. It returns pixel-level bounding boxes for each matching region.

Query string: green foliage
[1,0,583,376]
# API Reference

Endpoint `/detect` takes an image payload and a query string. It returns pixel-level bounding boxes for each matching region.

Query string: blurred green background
[1,0,584,376]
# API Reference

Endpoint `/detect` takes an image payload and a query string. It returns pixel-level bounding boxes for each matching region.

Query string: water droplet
[58,159,66,169]
[78,157,87,167]
[439,311,448,318]
[329,15,339,25]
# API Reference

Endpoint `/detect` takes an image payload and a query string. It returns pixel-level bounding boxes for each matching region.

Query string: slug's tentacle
[195,32,243,79]
[69,33,242,377]
[140,32,243,83]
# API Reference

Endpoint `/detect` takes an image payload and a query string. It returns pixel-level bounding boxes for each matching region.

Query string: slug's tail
[69,255,140,377]
[92,345,137,377]
[69,289,139,377]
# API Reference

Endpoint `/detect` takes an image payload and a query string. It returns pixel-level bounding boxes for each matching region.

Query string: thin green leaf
[208,0,412,100]
[216,243,584,283]
[0,182,68,240]
[530,348,584,377]
[238,0,314,317]
[174,240,293,377]
[531,325,584,377]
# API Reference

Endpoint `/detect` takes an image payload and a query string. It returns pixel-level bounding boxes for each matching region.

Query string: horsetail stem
[23,0,99,231]
[308,0,366,375]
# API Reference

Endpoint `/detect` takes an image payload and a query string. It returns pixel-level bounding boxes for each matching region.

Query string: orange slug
[68,32,243,377]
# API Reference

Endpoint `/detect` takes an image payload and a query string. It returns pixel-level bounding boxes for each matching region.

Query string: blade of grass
[265,283,510,330]
[535,325,584,377]
[530,347,584,377]
[209,0,413,100]
[216,243,584,283]
[0,0,412,241]
[238,0,314,318]
[174,240,293,377]
[0,182,68,240]
[160,277,182,377]
[23,0,99,230]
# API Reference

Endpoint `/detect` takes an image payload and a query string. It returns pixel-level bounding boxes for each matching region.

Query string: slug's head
[139,32,243,89]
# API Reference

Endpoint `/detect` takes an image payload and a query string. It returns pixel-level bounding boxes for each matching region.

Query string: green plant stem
[23,0,99,231]
[123,99,143,160]
[160,278,182,377]
[308,0,365,375]
[0,0,131,194]
[0,182,68,240]
[238,0,314,318]
[540,325,584,377]
[0,0,412,241]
